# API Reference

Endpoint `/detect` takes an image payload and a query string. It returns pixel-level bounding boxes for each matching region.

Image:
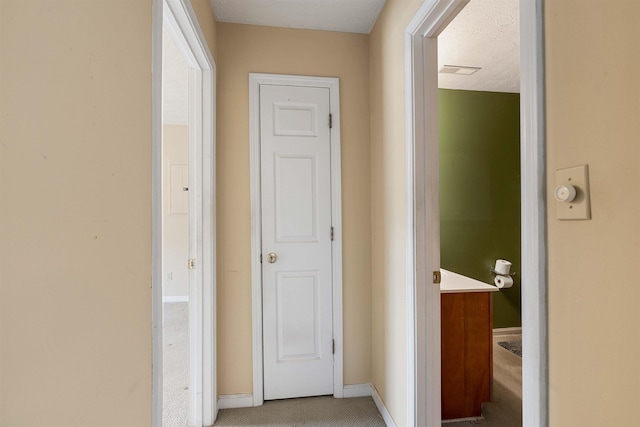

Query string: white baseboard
[217,386,392,423]
[493,326,522,337]
[371,384,396,427]
[343,383,372,398]
[219,385,375,411]
[162,296,189,303]
[217,393,253,410]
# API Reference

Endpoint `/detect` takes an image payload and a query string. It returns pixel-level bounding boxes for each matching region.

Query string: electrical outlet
[167,272,173,280]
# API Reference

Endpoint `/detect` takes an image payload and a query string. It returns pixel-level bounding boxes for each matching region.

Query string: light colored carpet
[163,302,189,427]
[443,335,522,427]
[163,303,520,427]
[214,396,386,427]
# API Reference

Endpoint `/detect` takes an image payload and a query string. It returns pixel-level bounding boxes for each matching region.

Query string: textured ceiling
[164,0,519,114]
[211,0,387,34]
[438,0,520,93]
[162,28,189,125]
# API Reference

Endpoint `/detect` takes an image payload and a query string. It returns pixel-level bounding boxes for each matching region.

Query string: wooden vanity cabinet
[441,292,493,420]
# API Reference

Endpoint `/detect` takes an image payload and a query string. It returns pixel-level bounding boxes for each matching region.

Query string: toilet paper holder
[489,267,517,276]
[490,259,516,276]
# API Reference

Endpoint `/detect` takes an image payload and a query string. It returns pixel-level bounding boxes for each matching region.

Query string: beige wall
[216,23,372,394]
[0,1,218,425]
[0,1,153,425]
[192,0,218,62]
[162,125,190,297]
[545,1,640,425]
[5,0,639,425]
[368,1,423,425]
[369,0,640,425]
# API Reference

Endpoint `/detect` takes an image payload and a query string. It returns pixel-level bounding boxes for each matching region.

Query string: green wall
[439,89,521,328]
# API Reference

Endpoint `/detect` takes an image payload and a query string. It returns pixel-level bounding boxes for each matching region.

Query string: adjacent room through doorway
[437,1,522,424]
[161,26,191,427]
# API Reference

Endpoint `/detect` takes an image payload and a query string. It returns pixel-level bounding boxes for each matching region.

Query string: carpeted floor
[162,303,521,427]
[213,335,522,427]
[215,396,385,427]
[163,302,189,427]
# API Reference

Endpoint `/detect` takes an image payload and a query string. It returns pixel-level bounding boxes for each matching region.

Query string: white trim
[343,383,372,398]
[187,62,204,426]
[163,0,215,69]
[405,1,547,426]
[163,296,190,303]
[249,73,343,406]
[328,77,344,400]
[153,0,217,426]
[404,2,470,426]
[520,1,548,426]
[493,327,523,337]
[217,394,254,410]
[249,73,263,406]
[201,54,217,427]
[371,384,397,427]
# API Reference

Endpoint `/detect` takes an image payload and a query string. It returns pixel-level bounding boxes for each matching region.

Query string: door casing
[152,0,217,425]
[404,0,547,426]
[249,73,343,406]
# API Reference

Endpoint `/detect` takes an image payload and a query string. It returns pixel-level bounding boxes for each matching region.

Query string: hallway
[214,396,385,427]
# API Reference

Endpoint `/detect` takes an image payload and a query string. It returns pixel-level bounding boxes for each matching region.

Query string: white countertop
[440,268,499,294]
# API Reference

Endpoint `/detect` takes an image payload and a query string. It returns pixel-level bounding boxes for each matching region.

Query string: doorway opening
[405,0,546,426]
[438,1,522,423]
[249,73,344,406]
[152,0,216,426]
[161,26,191,426]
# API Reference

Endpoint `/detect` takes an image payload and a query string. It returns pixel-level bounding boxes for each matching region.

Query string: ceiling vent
[439,65,481,75]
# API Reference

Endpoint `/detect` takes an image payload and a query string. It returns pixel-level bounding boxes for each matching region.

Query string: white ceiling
[438,0,520,93]
[211,0,387,34]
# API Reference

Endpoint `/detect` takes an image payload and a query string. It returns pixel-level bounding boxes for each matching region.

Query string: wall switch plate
[555,164,591,220]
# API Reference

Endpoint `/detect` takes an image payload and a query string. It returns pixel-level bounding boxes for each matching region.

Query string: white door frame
[404,1,547,426]
[152,0,217,426]
[249,73,344,406]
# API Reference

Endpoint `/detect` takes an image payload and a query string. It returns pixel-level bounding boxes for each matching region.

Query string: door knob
[266,253,278,264]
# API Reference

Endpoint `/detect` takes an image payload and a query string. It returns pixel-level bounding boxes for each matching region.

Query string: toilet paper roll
[494,275,514,289]
[494,259,512,275]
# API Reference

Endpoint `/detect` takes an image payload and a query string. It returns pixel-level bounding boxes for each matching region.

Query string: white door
[260,84,334,400]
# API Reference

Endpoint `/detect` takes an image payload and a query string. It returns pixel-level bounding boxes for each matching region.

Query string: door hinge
[329,113,333,129]
[188,258,196,270]
[260,253,263,264]
[330,226,334,241]
[332,339,335,354]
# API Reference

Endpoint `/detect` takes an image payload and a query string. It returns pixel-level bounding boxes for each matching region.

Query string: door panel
[260,84,333,400]
[275,154,318,242]
[274,102,318,136]
[276,271,320,361]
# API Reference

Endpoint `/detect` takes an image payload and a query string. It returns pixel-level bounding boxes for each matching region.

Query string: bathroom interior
[437,0,522,424]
